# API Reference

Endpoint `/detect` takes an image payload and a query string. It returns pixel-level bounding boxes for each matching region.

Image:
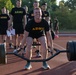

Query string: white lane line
[54,43,66,50]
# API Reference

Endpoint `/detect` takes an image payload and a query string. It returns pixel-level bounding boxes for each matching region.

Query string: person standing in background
[28,0,42,57]
[41,2,54,54]
[9,0,26,49]
[0,7,10,44]
[54,17,59,38]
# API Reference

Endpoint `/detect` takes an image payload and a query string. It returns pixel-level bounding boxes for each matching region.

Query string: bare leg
[13,35,17,49]
[24,37,33,70]
[38,36,48,59]
[38,36,50,69]
[0,35,3,43]
[25,37,33,59]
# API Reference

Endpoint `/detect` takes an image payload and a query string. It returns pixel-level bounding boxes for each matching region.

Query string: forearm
[20,36,26,48]
[23,15,26,29]
[20,31,29,48]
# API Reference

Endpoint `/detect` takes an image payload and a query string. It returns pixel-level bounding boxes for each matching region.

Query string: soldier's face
[2,7,6,14]
[34,9,42,19]
[41,5,47,10]
[16,1,22,7]
[33,2,39,8]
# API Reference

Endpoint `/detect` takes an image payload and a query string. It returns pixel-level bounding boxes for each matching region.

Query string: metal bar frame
[6,48,68,62]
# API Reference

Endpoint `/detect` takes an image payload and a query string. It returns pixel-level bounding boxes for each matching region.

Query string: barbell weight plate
[0,43,7,64]
[72,41,76,60]
[66,41,75,61]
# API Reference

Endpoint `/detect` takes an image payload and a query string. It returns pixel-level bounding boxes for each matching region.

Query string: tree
[65,0,76,10]
[11,0,15,6]
[0,0,13,13]
[5,0,14,11]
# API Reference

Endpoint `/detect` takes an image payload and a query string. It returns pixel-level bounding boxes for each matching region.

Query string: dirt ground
[0,36,76,75]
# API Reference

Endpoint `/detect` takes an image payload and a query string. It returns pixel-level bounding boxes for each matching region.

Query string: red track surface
[0,36,76,75]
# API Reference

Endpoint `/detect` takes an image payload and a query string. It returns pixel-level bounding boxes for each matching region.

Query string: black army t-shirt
[10,7,26,24]
[42,11,49,18]
[0,14,10,34]
[25,19,50,38]
[28,10,34,20]
[0,14,10,28]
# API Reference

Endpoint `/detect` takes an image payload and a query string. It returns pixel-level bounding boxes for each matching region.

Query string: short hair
[16,0,22,2]
[1,7,6,10]
[42,2,47,6]
[34,0,39,3]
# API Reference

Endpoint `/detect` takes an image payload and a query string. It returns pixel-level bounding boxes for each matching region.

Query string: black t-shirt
[42,11,49,18]
[25,19,50,38]
[28,10,34,20]
[0,14,10,28]
[10,7,26,24]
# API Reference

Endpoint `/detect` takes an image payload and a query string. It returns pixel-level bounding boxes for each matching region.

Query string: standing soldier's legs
[0,35,3,43]
[17,34,23,47]
[13,34,17,49]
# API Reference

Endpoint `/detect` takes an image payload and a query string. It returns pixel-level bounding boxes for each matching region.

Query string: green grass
[59,29,76,33]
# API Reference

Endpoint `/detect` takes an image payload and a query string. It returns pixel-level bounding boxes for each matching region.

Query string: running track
[0,33,76,75]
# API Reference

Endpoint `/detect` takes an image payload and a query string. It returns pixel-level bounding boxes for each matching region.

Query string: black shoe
[35,50,42,57]
[36,52,42,57]
[35,50,39,53]
[9,43,14,49]
[14,46,16,49]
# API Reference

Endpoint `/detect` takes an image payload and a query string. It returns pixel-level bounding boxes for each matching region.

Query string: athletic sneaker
[9,43,14,49]
[36,52,42,57]
[42,62,51,69]
[13,49,18,53]
[24,62,32,70]
[35,50,42,57]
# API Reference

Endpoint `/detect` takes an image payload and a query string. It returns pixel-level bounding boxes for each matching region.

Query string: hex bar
[6,52,14,55]
[13,50,61,62]
[54,48,69,53]
[6,49,68,62]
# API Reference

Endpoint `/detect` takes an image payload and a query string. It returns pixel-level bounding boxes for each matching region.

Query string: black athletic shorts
[13,24,24,34]
[0,26,7,35]
[28,35,44,39]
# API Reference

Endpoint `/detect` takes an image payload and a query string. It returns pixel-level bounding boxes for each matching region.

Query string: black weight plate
[72,41,76,60]
[0,44,7,64]
[66,41,75,61]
